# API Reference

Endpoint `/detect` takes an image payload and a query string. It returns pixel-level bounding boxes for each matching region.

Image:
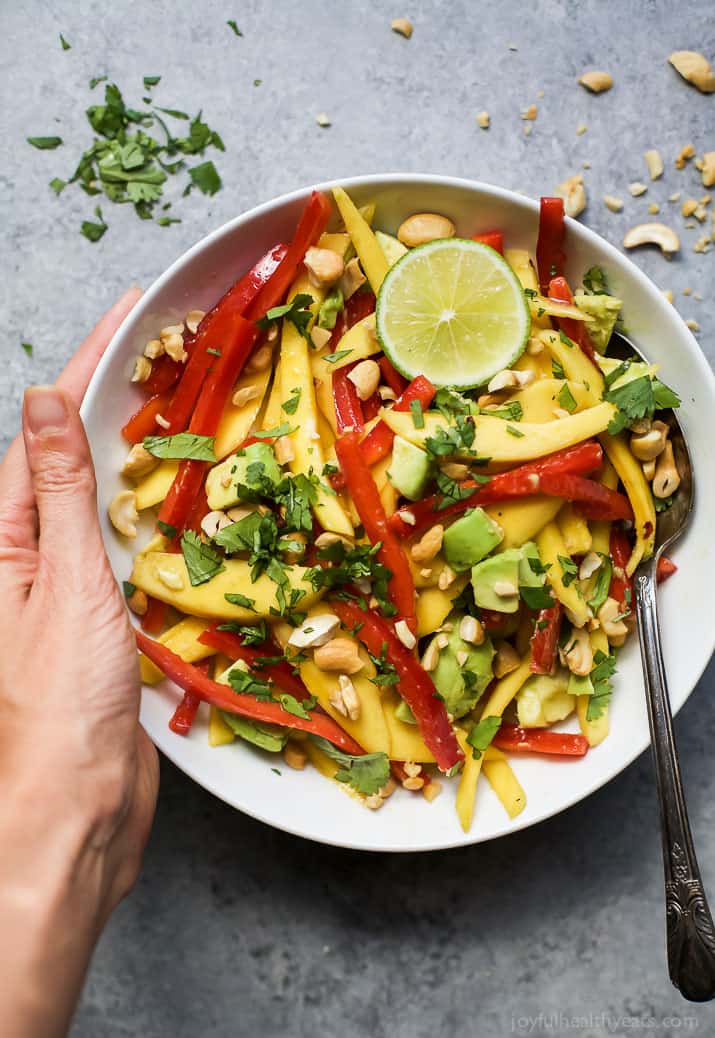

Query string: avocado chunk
[516,672,575,727]
[471,549,522,613]
[573,292,622,353]
[218,711,288,752]
[376,230,408,267]
[387,435,433,501]
[205,441,281,511]
[567,672,594,697]
[431,613,495,719]
[394,699,417,725]
[518,541,546,588]
[442,507,503,572]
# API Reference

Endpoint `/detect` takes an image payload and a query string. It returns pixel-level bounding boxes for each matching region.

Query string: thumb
[22,386,105,573]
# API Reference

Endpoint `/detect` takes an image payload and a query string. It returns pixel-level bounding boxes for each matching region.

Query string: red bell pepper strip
[168,659,210,736]
[121,392,172,445]
[362,392,382,422]
[389,441,604,538]
[198,627,311,702]
[493,725,589,756]
[529,602,563,675]
[140,596,167,635]
[334,431,416,629]
[473,230,504,254]
[536,197,566,294]
[609,526,634,609]
[657,555,677,583]
[548,275,597,363]
[160,244,288,435]
[333,365,365,433]
[357,374,436,470]
[142,354,184,396]
[136,630,364,754]
[378,355,408,397]
[479,608,514,632]
[330,600,462,772]
[539,472,633,521]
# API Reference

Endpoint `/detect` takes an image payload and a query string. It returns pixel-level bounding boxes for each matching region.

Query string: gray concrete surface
[1,1,714,1035]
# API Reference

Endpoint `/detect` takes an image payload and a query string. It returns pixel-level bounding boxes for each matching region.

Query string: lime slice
[376,238,531,389]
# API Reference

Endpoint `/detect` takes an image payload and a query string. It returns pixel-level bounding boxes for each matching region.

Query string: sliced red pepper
[548,275,596,363]
[198,627,311,702]
[324,289,377,352]
[357,373,436,470]
[479,608,514,632]
[378,355,408,397]
[140,596,167,635]
[362,392,382,422]
[160,244,288,435]
[536,197,566,294]
[473,230,504,254]
[121,392,172,445]
[493,725,589,756]
[389,441,604,538]
[330,600,462,771]
[168,658,210,736]
[657,555,677,583]
[609,526,634,609]
[529,602,563,675]
[136,630,363,754]
[142,354,185,396]
[539,472,633,520]
[334,431,416,629]
[333,364,365,433]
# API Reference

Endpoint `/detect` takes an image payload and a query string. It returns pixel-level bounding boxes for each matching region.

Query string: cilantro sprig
[310,736,390,796]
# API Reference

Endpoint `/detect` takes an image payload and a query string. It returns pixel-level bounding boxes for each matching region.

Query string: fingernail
[24,386,69,435]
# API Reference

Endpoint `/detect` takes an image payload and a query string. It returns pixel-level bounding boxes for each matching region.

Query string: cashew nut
[131,356,152,383]
[185,309,206,334]
[578,70,613,93]
[629,420,668,461]
[313,637,364,674]
[397,212,456,248]
[487,368,534,392]
[437,564,456,590]
[394,619,417,650]
[644,149,664,180]
[231,384,260,408]
[200,510,232,539]
[459,615,485,645]
[338,257,367,300]
[310,325,332,351]
[288,613,341,649]
[642,458,657,482]
[701,152,715,189]
[245,343,273,373]
[652,441,681,499]
[493,640,520,679]
[476,111,490,130]
[347,359,381,401]
[410,524,444,563]
[162,332,188,363]
[329,674,361,721]
[421,637,442,672]
[559,626,593,677]
[143,339,165,360]
[121,443,159,478]
[603,195,624,213]
[668,51,715,94]
[126,587,148,616]
[304,246,345,288]
[579,551,602,581]
[555,174,587,219]
[283,742,308,770]
[274,435,295,465]
[391,17,413,38]
[623,223,680,256]
[598,597,628,647]
[108,490,139,538]
[629,182,648,197]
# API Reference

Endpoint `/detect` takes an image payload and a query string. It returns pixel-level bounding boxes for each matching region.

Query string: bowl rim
[82,172,715,852]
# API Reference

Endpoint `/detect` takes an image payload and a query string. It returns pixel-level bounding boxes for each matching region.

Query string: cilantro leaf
[60,33,71,50]
[552,358,565,379]
[558,383,578,414]
[587,555,612,614]
[582,266,610,295]
[227,19,243,36]
[506,424,525,438]
[432,387,474,420]
[322,349,352,364]
[586,650,617,720]
[558,554,579,587]
[217,620,267,644]
[310,736,390,796]
[89,75,108,89]
[410,399,425,428]
[122,580,137,598]
[433,471,480,510]
[28,136,63,149]
[484,400,524,422]
[519,584,555,610]
[143,433,216,461]
[227,666,271,700]
[49,177,66,195]
[143,75,161,88]
[80,205,108,242]
[281,387,302,415]
[466,715,502,759]
[21,342,33,357]
[317,288,343,329]
[425,414,476,458]
[189,160,222,195]
[257,293,314,339]
[180,530,225,586]
[604,375,655,435]
[224,592,256,611]
[157,520,177,538]
[253,422,296,440]
[652,380,681,410]
[158,216,181,226]
[277,693,316,720]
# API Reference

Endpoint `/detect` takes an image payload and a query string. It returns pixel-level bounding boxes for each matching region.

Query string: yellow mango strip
[514,349,553,380]
[313,315,380,436]
[536,522,591,627]
[380,404,616,465]
[484,497,563,550]
[299,657,391,755]
[538,329,604,400]
[280,274,353,538]
[482,746,527,819]
[510,379,592,422]
[456,655,532,831]
[589,460,619,555]
[304,738,341,780]
[504,249,551,332]
[557,502,592,556]
[372,454,397,516]
[214,366,272,459]
[382,692,435,763]
[416,580,468,637]
[134,460,179,511]
[601,432,655,574]
[130,552,322,621]
[261,360,283,430]
[332,186,389,293]
[209,707,236,746]
[140,615,214,685]
[528,294,593,324]
[577,629,611,747]
[319,230,350,256]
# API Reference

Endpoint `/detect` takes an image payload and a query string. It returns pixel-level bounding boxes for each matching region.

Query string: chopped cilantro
[60,33,71,50]
[519,585,555,610]
[558,383,578,414]
[122,580,137,598]
[322,349,353,364]
[582,266,610,295]
[654,494,674,513]
[189,160,222,195]
[80,205,108,243]
[558,330,574,349]
[227,19,243,35]
[484,400,524,422]
[558,554,579,587]
[466,715,502,759]
[253,79,262,87]
[143,432,216,461]
[257,293,314,339]
[180,530,225,586]
[227,666,271,699]
[282,387,302,415]
[158,216,182,227]
[224,592,257,611]
[552,358,565,379]
[143,75,161,88]
[604,374,681,436]
[433,471,481,510]
[49,177,67,195]
[425,414,476,458]
[89,75,108,90]
[278,693,316,720]
[506,424,525,438]
[253,422,296,440]
[216,620,267,644]
[21,342,33,357]
[586,650,617,720]
[28,136,63,149]
[310,736,390,796]
[157,520,177,538]
[587,555,612,614]
[310,540,395,616]
[368,642,400,688]
[433,387,474,419]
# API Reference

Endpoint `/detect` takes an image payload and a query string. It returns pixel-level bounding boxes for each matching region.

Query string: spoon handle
[634,559,715,1002]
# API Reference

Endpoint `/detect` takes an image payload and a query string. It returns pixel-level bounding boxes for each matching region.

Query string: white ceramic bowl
[82,174,715,852]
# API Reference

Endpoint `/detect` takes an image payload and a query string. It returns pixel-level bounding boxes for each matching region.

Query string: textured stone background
[1,2,714,1036]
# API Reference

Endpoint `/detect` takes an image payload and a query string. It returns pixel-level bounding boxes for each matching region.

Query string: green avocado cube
[442,507,503,572]
[205,441,281,511]
[471,549,522,613]
[387,435,433,501]
[431,614,495,719]
[518,541,546,588]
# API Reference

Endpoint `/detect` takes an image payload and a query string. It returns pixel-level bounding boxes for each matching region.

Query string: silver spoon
[609,330,715,1001]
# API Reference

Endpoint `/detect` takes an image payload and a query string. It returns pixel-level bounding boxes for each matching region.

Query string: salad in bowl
[108,185,682,834]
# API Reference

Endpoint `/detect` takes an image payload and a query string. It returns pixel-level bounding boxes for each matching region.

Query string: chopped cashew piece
[391,17,413,38]
[245,343,272,373]
[185,309,205,334]
[494,580,518,598]
[310,325,332,351]
[313,637,364,674]
[162,333,188,364]
[579,552,602,581]
[652,441,681,498]
[493,640,520,678]
[644,149,664,180]
[668,51,715,94]
[476,111,490,129]
[347,359,381,401]
[630,420,668,461]
[158,568,184,591]
[274,435,295,465]
[488,368,534,392]
[522,104,538,121]
[576,123,588,136]
[410,525,444,563]
[143,338,164,360]
[681,198,698,217]
[629,182,648,197]
[702,153,715,189]
[108,490,139,538]
[395,619,417,650]
[200,510,232,539]
[339,257,367,300]
[598,597,628,647]
[421,637,442,672]
[578,70,613,93]
[648,203,660,216]
[288,613,341,649]
[559,626,593,677]
[459,615,485,645]
[231,384,260,408]
[121,443,158,478]
[397,213,456,248]
[555,174,587,218]
[283,742,308,770]
[623,223,680,256]
[603,195,624,213]
[316,113,331,127]
[437,565,456,590]
[131,356,152,383]
[304,246,345,288]
[675,144,695,169]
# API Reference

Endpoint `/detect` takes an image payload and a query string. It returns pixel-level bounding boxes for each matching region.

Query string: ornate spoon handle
[634,559,715,1002]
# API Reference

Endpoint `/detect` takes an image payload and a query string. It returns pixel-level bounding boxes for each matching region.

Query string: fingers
[58,286,143,406]
[22,387,106,577]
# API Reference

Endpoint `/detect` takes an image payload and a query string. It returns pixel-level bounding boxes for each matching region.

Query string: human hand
[0,288,159,1038]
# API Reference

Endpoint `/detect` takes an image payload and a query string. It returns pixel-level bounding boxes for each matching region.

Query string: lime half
[376,238,531,389]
